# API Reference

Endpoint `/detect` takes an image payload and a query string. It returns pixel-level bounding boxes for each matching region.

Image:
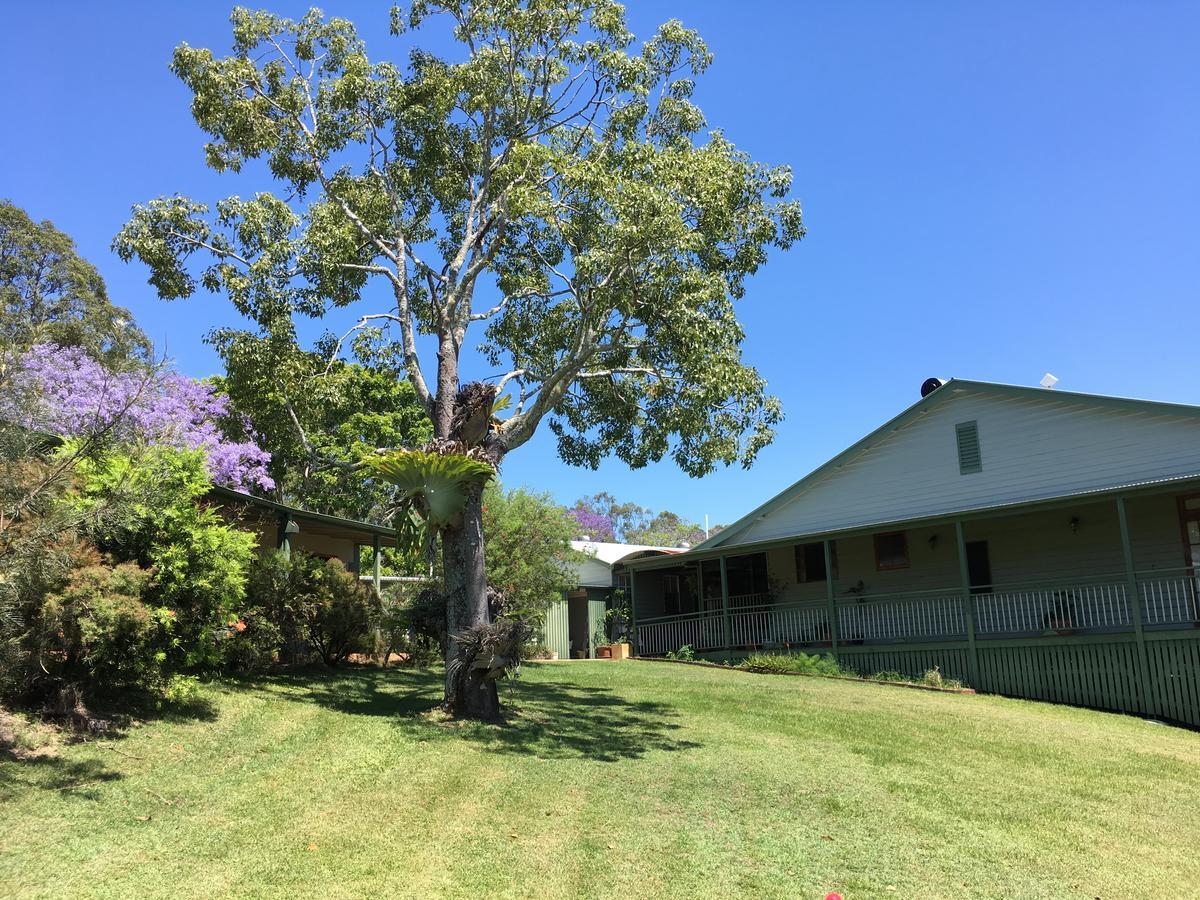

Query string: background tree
[0,201,151,371]
[569,491,718,546]
[482,484,581,621]
[4,343,274,492]
[116,2,802,718]
[211,331,431,519]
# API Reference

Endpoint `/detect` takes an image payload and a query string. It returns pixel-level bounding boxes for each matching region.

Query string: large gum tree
[116,1,803,720]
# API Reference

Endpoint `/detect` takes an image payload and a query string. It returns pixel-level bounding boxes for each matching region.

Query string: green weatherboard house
[621,378,1200,727]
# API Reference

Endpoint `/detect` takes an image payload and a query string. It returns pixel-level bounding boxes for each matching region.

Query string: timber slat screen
[637,570,1200,727]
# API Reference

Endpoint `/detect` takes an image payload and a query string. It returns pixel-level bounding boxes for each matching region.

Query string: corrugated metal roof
[569,540,682,566]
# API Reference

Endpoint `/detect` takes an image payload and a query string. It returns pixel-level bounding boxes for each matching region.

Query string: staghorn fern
[366,448,494,529]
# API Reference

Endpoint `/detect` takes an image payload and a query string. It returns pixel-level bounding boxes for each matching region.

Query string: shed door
[587,598,608,656]
[542,597,571,660]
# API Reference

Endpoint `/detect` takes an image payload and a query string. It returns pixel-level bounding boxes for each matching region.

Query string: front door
[965,540,992,594]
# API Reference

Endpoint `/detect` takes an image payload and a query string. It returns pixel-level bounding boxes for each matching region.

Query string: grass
[2,662,1199,899]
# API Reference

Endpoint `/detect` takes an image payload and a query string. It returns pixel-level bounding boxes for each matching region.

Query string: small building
[541,540,679,659]
[208,485,401,594]
[624,378,1200,726]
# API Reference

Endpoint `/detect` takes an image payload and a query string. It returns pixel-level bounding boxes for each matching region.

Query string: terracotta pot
[597,645,613,659]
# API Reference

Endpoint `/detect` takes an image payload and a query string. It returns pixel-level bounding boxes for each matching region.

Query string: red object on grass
[825,894,842,900]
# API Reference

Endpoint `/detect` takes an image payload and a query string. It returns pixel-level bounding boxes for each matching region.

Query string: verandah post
[719,555,732,650]
[1116,496,1153,713]
[954,520,980,687]
[823,539,839,662]
[372,533,382,597]
[628,570,639,656]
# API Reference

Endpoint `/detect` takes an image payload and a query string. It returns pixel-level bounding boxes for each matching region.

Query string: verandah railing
[636,570,1200,656]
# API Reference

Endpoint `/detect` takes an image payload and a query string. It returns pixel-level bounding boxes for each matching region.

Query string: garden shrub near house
[72,445,256,672]
[41,552,157,692]
[232,551,380,669]
[0,437,255,708]
[742,652,847,677]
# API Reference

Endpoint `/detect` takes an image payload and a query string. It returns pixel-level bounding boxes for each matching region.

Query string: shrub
[378,582,442,666]
[72,445,255,671]
[42,554,159,692]
[742,652,846,677]
[665,644,696,661]
[232,551,380,668]
[303,558,380,666]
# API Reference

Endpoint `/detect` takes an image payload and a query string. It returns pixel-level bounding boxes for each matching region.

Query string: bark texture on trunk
[442,482,500,721]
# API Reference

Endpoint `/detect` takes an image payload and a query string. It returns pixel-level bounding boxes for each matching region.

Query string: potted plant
[592,621,613,659]
[605,592,633,660]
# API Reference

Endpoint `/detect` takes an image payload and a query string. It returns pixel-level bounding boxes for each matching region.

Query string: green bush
[665,644,696,661]
[42,553,159,692]
[304,558,380,666]
[378,582,443,666]
[73,446,255,671]
[231,551,380,668]
[742,652,846,677]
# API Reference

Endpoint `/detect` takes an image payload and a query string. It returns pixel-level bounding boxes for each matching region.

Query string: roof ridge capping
[691,377,1200,553]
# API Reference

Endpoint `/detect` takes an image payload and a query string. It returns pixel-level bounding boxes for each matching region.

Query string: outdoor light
[1069,516,1080,533]
[928,534,938,550]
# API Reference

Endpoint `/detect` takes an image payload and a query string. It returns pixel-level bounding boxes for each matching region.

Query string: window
[956,420,982,474]
[794,542,828,583]
[725,553,769,601]
[874,531,910,570]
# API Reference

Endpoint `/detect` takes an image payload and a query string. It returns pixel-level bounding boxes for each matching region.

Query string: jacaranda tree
[115,2,803,719]
[5,344,274,492]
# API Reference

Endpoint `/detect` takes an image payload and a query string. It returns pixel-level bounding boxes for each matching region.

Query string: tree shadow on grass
[0,689,218,803]
[223,665,701,762]
[0,752,122,802]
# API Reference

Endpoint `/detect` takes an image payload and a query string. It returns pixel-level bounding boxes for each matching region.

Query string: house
[209,485,402,594]
[622,378,1200,726]
[541,541,679,659]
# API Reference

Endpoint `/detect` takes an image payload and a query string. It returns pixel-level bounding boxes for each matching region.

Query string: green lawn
[2,661,1198,899]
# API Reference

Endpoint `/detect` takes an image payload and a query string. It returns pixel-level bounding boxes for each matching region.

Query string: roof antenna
[1040,373,1059,390]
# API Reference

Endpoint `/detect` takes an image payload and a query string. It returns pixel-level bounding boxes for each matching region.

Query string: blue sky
[2,2,1197,527]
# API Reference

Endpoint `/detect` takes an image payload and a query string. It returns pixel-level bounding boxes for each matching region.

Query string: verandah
[626,490,1200,727]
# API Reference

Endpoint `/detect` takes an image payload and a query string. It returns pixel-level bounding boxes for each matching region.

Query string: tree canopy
[1,201,151,371]
[114,1,801,476]
[113,1,802,717]
[568,491,717,547]
[210,331,431,519]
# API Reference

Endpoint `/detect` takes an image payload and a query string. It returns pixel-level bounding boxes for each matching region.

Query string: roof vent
[956,421,982,475]
[921,377,946,398]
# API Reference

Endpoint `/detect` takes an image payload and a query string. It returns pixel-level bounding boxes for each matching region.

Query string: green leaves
[118,1,804,488]
[1,201,152,369]
[366,449,493,528]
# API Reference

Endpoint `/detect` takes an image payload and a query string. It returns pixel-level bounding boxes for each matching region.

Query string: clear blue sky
[3,2,1197,526]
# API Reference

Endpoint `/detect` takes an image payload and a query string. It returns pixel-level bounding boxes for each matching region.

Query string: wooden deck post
[954,520,980,687]
[628,571,639,655]
[823,539,839,661]
[372,533,382,597]
[276,512,296,560]
[719,555,732,650]
[1116,496,1153,713]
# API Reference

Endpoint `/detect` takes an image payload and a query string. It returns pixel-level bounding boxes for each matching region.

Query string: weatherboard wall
[728,387,1200,548]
